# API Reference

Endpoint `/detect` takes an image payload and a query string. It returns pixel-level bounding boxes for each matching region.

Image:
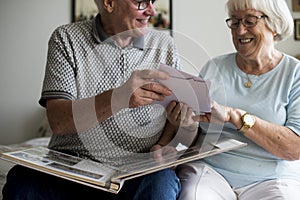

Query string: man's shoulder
[146,29,172,38]
[52,20,93,37]
[145,29,174,46]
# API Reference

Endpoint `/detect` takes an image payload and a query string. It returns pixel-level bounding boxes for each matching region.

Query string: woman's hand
[192,101,228,123]
[166,101,196,128]
[192,100,243,129]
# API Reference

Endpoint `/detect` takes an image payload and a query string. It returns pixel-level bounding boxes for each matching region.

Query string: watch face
[244,114,255,126]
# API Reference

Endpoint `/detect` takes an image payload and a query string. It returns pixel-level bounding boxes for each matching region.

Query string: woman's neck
[236,50,282,75]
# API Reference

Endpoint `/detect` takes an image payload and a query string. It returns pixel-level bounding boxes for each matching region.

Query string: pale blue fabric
[199,53,300,187]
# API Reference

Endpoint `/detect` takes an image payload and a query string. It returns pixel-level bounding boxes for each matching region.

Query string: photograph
[295,19,300,40]
[72,0,172,32]
[148,0,172,30]
[72,0,98,22]
[292,0,300,12]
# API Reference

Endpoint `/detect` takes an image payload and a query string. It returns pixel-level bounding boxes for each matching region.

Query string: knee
[4,165,31,189]
[150,169,180,189]
[138,169,181,199]
[2,165,37,199]
[3,165,63,199]
[176,162,205,181]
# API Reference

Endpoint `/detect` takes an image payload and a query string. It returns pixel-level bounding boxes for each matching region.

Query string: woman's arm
[193,101,300,161]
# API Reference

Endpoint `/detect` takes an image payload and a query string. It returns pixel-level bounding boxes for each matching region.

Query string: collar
[92,14,145,50]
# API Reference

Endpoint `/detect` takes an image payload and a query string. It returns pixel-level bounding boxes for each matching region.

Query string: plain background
[0,0,299,144]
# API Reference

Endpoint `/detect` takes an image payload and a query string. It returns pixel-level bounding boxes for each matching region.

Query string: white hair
[226,0,294,42]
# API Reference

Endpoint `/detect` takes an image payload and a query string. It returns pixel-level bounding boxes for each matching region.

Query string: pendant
[244,79,252,88]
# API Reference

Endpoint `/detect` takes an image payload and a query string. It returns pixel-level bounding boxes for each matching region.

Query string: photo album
[0,138,246,194]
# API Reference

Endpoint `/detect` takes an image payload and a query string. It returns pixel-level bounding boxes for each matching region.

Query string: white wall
[0,0,70,144]
[0,0,299,144]
[276,0,300,55]
[172,0,234,74]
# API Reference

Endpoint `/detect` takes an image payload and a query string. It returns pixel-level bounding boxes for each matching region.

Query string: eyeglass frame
[225,15,268,29]
[132,0,156,10]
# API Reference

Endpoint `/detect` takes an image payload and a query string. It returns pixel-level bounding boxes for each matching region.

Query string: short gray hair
[94,0,104,14]
[226,0,294,42]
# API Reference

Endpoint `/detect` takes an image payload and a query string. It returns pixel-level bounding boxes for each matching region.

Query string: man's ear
[103,0,115,13]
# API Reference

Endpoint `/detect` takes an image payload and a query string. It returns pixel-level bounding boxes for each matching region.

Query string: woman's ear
[273,32,280,41]
[103,0,115,13]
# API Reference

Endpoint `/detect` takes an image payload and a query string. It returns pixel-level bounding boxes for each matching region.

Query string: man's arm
[46,90,113,134]
[47,69,172,135]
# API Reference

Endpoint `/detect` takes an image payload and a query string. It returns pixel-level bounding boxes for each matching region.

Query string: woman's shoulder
[211,52,235,62]
[205,52,236,68]
[276,53,300,74]
[282,53,300,65]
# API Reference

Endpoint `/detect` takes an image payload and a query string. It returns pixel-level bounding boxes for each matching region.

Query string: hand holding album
[154,64,211,114]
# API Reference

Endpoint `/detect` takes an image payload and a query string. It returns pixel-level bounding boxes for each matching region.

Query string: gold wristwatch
[238,113,256,133]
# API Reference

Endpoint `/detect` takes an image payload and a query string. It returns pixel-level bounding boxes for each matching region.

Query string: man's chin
[114,27,149,40]
[129,27,148,37]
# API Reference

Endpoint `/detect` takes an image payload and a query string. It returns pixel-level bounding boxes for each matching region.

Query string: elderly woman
[175,0,300,199]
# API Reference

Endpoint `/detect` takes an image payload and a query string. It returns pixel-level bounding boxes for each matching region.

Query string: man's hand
[150,144,177,162]
[112,69,172,111]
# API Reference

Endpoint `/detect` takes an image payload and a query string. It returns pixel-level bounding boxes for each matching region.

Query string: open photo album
[0,134,246,194]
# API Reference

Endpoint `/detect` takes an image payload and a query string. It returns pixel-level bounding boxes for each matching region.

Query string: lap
[236,179,300,200]
[2,165,117,200]
[176,162,300,200]
[3,165,180,200]
[176,162,236,200]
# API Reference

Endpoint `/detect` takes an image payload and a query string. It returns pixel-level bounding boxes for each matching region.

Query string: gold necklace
[244,74,252,88]
[239,52,278,89]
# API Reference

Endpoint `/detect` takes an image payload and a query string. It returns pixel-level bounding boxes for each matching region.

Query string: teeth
[138,19,148,24]
[240,38,252,43]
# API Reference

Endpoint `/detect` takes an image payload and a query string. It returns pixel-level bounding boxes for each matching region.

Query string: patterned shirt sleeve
[39,26,77,107]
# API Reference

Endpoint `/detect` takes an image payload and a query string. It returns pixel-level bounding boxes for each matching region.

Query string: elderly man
[2,0,182,199]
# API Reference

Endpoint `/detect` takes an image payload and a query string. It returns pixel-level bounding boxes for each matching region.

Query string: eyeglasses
[133,0,156,10]
[225,15,268,29]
